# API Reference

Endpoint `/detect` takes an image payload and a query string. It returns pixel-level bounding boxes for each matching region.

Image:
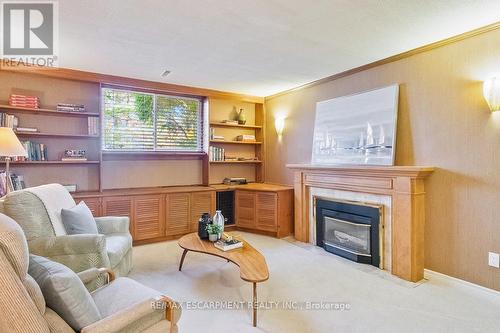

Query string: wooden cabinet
[235,188,293,238]
[76,197,101,217]
[102,196,134,235]
[165,193,190,236]
[256,192,277,232]
[133,195,165,241]
[190,191,215,232]
[235,191,256,229]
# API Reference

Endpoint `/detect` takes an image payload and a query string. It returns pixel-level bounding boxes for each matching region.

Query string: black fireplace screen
[316,199,381,268]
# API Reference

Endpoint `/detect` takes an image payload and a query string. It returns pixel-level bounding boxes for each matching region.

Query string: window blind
[102,88,203,152]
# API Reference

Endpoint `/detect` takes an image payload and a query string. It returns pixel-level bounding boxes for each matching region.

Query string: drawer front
[190,191,215,232]
[165,193,190,236]
[133,195,164,241]
[76,197,101,217]
[235,191,256,228]
[256,192,278,231]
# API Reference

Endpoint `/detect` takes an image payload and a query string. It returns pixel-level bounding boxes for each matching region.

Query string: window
[102,87,203,152]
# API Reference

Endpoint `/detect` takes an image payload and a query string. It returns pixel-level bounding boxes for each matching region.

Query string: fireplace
[316,198,382,268]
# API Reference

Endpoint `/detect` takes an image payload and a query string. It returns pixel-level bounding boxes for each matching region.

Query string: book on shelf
[61,157,88,162]
[212,135,225,141]
[16,127,38,133]
[214,238,243,251]
[21,141,48,161]
[0,112,19,129]
[236,134,256,142]
[0,171,25,196]
[9,94,40,108]
[221,120,239,125]
[57,103,86,113]
[87,117,99,136]
[209,146,225,162]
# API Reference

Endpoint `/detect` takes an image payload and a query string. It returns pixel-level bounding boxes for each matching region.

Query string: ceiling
[58,0,500,97]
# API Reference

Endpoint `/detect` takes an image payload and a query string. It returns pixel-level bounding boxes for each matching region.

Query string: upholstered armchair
[0,213,181,333]
[0,184,133,289]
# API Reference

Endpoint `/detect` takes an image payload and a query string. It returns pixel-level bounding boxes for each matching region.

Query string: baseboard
[424,269,500,296]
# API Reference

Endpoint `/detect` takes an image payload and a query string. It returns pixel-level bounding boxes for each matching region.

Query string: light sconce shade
[275,117,285,137]
[0,127,27,157]
[483,77,500,112]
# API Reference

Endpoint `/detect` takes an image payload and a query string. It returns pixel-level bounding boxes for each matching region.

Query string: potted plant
[206,224,222,242]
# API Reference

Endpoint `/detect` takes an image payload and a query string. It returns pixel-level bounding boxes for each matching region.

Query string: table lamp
[0,127,27,194]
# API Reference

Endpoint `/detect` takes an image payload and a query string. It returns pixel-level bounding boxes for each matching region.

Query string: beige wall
[265,28,500,291]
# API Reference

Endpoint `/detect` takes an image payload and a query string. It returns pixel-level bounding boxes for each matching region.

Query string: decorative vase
[237,108,246,125]
[213,210,225,239]
[208,233,218,242]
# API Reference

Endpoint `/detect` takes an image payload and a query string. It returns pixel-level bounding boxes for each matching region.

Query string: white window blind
[102,88,203,152]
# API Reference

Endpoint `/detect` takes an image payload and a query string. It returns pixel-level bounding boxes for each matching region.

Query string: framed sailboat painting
[311,84,399,166]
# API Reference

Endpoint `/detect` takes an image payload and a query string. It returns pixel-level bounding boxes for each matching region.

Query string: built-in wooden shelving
[0,104,100,117]
[210,160,262,164]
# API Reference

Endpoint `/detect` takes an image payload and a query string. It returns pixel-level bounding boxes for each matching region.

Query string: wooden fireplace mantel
[287,164,435,282]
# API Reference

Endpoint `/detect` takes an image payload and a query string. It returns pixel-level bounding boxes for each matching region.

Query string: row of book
[57,103,85,113]
[0,171,25,197]
[0,112,19,128]
[88,117,99,136]
[209,146,225,161]
[22,141,48,161]
[9,94,40,108]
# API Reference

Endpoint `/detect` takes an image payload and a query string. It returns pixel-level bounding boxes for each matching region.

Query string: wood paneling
[190,191,216,232]
[265,28,500,290]
[165,193,190,236]
[133,195,165,241]
[102,196,133,235]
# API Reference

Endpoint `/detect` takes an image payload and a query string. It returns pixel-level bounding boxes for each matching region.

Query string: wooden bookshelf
[0,104,100,117]
[207,99,265,184]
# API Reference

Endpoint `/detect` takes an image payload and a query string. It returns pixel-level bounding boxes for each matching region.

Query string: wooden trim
[0,104,100,117]
[266,21,500,100]
[286,164,435,178]
[0,61,264,103]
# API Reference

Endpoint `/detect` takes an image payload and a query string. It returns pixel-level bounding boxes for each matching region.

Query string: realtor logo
[1,1,59,68]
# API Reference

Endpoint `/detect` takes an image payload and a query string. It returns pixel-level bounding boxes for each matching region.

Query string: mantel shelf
[286,164,435,178]
[0,104,100,117]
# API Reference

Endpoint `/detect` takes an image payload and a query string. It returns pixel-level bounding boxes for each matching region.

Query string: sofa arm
[77,267,116,285]
[28,235,110,271]
[81,297,181,333]
[95,216,130,235]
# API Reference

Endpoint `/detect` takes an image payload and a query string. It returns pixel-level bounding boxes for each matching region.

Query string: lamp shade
[483,77,500,112]
[0,127,27,157]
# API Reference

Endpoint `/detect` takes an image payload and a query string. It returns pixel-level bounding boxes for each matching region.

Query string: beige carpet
[130,232,500,333]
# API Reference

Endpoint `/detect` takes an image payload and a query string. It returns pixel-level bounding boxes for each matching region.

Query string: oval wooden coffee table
[178,232,269,327]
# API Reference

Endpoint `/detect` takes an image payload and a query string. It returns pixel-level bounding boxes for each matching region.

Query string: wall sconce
[483,77,500,112]
[275,117,285,138]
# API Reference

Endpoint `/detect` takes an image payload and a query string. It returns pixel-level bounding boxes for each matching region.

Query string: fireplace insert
[316,198,381,268]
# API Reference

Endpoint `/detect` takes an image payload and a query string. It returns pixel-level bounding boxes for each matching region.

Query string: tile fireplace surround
[287,164,434,282]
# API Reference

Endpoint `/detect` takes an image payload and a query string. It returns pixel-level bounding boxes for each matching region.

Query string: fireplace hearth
[316,198,382,268]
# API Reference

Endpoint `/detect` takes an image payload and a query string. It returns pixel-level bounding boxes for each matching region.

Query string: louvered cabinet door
[235,191,256,228]
[165,193,190,236]
[133,195,165,241]
[256,192,278,232]
[102,196,133,235]
[75,197,101,217]
[190,191,216,232]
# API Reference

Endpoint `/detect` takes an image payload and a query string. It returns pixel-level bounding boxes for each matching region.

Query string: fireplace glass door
[323,216,371,256]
